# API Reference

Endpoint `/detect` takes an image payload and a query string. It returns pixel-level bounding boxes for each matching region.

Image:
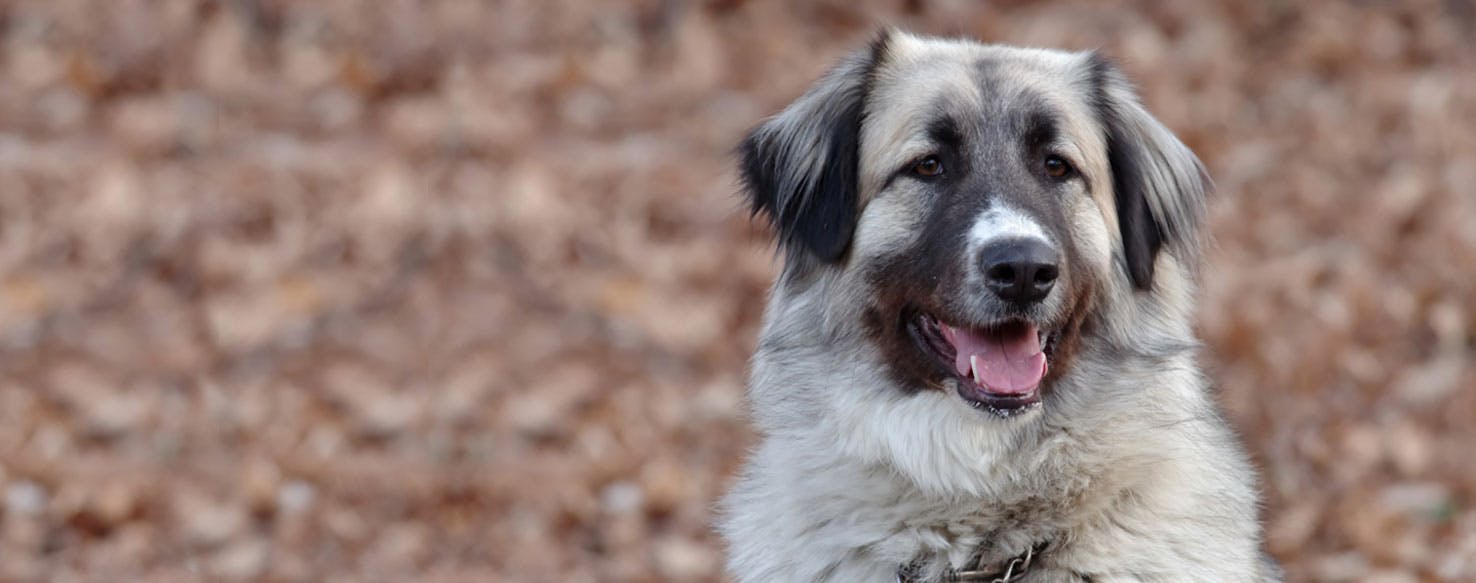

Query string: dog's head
[742,31,1208,422]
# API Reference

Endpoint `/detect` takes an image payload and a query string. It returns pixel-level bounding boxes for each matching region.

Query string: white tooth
[970,354,982,381]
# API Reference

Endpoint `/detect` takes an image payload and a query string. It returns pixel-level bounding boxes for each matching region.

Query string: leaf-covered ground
[1,1,1473,581]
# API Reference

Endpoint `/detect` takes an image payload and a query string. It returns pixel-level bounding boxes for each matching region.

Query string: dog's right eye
[911,157,944,177]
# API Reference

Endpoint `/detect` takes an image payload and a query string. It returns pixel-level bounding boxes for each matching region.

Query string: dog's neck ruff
[896,541,1048,583]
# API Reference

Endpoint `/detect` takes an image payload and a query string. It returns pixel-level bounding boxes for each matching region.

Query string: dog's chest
[810,484,1073,574]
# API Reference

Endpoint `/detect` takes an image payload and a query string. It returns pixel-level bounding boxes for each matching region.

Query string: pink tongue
[941,323,1047,395]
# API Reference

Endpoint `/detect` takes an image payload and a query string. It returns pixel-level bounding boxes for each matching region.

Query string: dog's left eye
[1044,155,1074,179]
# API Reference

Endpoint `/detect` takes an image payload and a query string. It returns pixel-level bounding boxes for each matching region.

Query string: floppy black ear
[1087,55,1210,290]
[739,33,891,264]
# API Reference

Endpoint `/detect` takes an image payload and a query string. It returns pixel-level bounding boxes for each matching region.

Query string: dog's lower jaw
[963,391,1041,418]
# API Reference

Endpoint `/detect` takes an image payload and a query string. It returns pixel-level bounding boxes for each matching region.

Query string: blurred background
[0,0,1473,580]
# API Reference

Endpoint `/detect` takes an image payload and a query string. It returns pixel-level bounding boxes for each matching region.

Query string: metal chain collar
[896,541,1048,583]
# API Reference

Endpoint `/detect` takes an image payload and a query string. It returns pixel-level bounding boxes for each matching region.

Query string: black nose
[980,239,1059,304]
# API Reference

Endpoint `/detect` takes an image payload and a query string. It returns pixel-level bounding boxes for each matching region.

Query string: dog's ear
[1086,54,1210,290]
[739,32,891,264]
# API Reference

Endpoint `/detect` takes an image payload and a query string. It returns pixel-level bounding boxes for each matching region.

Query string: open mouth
[909,311,1058,417]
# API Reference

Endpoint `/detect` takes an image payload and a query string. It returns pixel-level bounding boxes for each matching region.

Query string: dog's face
[742,32,1207,424]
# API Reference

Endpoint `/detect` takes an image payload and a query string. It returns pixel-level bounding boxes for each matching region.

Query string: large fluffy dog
[721,30,1278,582]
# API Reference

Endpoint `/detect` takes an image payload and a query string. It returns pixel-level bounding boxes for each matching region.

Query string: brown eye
[912,157,944,177]
[1044,155,1073,179]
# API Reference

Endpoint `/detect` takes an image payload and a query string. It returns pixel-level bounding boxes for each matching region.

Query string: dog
[720,30,1279,582]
